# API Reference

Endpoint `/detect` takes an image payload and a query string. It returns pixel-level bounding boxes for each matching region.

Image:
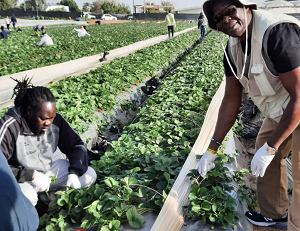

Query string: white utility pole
[143,0,145,13]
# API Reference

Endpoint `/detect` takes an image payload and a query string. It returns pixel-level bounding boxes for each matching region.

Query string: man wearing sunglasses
[197,0,300,230]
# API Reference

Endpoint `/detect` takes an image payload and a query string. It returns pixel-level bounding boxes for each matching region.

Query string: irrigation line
[126,30,221,127]
[138,30,216,111]
[159,30,213,81]
[90,31,216,153]
[85,31,213,134]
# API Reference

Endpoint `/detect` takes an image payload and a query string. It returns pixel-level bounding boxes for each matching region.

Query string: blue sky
[18,0,265,11]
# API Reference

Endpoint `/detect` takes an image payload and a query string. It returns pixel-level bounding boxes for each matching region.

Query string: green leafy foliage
[126,206,146,228]
[39,31,226,231]
[187,165,241,229]
[47,29,200,133]
[232,119,246,140]
[0,21,196,76]
[187,150,257,229]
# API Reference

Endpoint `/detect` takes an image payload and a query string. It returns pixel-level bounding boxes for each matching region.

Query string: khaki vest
[228,10,300,122]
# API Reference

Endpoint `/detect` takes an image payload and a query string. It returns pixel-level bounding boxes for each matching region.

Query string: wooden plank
[151,79,225,231]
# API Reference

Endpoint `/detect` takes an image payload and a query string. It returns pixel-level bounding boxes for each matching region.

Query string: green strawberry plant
[0,21,196,76]
[39,32,229,230]
[0,29,200,133]
[48,29,201,133]
[186,144,256,230]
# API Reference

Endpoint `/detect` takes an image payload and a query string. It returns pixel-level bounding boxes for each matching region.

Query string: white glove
[66,174,81,189]
[31,171,51,191]
[251,144,275,177]
[197,150,217,177]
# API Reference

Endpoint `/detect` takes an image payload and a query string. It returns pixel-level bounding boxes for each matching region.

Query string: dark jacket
[198,13,204,29]
[0,150,39,231]
[0,107,88,183]
[11,15,17,23]
[1,30,11,39]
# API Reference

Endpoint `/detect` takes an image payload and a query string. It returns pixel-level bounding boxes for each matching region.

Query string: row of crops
[0,21,196,76]
[47,28,200,133]
[38,31,256,231]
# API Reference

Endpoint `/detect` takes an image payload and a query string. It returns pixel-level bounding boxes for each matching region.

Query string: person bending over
[0,78,97,206]
[199,0,300,229]
[36,32,54,46]
[33,24,45,36]
[74,25,90,37]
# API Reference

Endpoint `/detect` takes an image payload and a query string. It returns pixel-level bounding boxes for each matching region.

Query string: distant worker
[11,14,17,30]
[198,12,207,39]
[5,16,11,31]
[0,149,39,231]
[17,26,22,32]
[83,25,89,33]
[74,25,90,37]
[95,20,101,25]
[0,26,11,39]
[33,24,46,36]
[165,10,176,38]
[36,32,54,46]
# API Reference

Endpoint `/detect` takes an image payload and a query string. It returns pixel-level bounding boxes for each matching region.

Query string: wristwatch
[264,142,277,155]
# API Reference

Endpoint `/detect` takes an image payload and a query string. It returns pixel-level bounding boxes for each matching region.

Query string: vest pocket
[269,106,284,121]
[251,65,276,96]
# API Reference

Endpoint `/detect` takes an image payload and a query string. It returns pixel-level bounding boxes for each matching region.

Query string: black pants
[168,26,174,38]
[12,22,16,30]
[7,24,9,30]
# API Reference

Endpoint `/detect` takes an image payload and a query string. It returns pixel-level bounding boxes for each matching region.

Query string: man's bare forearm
[208,96,242,151]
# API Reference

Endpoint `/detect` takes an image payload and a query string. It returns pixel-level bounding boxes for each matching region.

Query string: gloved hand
[197,150,217,178]
[31,170,51,191]
[251,144,275,177]
[66,174,81,189]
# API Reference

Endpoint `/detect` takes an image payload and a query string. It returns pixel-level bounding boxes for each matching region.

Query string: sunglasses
[213,5,237,24]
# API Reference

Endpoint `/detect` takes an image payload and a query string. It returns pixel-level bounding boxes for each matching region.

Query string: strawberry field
[0,21,196,76]
[36,31,256,231]
[48,28,200,133]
